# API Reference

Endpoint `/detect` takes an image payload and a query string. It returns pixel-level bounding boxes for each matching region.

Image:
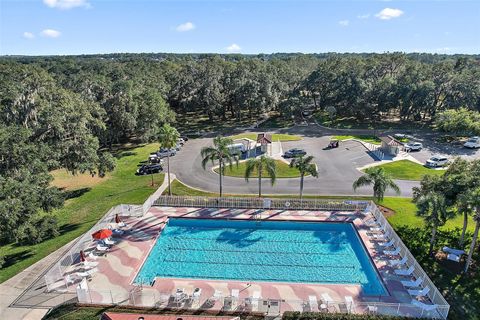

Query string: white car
[425,155,448,168]
[464,137,480,149]
[405,142,423,151]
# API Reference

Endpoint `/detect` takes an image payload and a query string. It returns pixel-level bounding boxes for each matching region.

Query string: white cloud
[23,32,35,39]
[375,8,404,20]
[338,20,350,27]
[175,22,195,32]
[226,43,241,53]
[357,14,370,19]
[40,29,61,38]
[43,0,90,9]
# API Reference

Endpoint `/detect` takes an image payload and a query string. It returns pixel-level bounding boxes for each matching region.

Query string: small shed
[257,133,273,153]
[379,135,403,156]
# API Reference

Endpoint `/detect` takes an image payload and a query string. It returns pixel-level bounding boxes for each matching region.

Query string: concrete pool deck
[62,206,441,318]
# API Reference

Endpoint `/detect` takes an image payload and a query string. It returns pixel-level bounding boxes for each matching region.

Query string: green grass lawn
[334,135,382,145]
[0,143,163,283]
[214,160,302,178]
[229,133,302,141]
[366,160,445,180]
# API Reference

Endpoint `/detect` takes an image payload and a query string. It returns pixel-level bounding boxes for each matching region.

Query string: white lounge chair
[82,260,99,269]
[192,288,202,298]
[408,286,430,297]
[87,252,99,260]
[213,289,223,300]
[65,274,80,285]
[345,296,356,313]
[247,291,261,311]
[369,230,391,240]
[364,218,380,227]
[389,256,408,266]
[442,246,465,256]
[370,226,384,232]
[76,267,98,278]
[308,295,318,311]
[411,299,438,312]
[379,239,395,247]
[447,253,460,262]
[230,289,239,309]
[384,247,401,256]
[118,221,127,228]
[191,288,202,306]
[104,238,116,245]
[401,277,423,288]
[394,266,415,276]
[95,244,109,252]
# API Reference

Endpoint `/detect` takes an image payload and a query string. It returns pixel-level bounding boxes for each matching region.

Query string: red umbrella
[92,229,113,240]
[79,250,86,262]
[115,214,122,224]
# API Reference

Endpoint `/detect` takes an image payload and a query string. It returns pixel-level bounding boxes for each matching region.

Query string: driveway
[171,137,417,197]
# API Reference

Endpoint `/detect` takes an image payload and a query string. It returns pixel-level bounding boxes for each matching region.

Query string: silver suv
[425,155,448,168]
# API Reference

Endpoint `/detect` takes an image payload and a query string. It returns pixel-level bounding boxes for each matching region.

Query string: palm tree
[415,191,452,254]
[457,192,473,247]
[201,136,238,197]
[289,155,318,199]
[158,123,179,195]
[463,188,480,273]
[244,155,276,197]
[352,167,400,201]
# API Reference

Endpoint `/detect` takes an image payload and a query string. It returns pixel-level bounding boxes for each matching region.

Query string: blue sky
[0,0,479,55]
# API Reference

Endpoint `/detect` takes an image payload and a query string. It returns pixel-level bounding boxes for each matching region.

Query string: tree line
[1,52,479,248]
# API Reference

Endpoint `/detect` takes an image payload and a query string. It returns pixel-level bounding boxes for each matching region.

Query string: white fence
[76,286,449,319]
[367,203,450,319]
[47,193,449,319]
[44,199,152,292]
[154,196,370,212]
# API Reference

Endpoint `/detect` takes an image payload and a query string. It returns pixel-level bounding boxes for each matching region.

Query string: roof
[102,313,240,320]
[257,133,272,144]
[379,135,403,147]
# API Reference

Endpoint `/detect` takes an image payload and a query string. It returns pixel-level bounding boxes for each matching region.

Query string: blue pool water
[135,218,386,295]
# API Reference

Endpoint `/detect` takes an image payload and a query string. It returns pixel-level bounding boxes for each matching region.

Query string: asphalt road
[171,136,418,197]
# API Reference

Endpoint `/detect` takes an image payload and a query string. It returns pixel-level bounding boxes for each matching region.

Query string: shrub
[282,312,416,320]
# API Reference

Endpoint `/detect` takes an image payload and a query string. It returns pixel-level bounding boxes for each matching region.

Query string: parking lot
[399,134,480,164]
[170,136,418,197]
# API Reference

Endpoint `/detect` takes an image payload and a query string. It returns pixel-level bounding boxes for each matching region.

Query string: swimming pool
[135,218,386,295]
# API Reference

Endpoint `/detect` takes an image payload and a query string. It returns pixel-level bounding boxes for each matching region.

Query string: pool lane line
[161,258,359,269]
[165,246,353,256]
